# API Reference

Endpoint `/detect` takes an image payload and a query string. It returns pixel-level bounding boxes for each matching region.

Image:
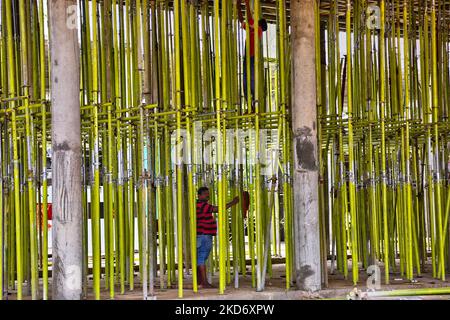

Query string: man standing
[196,187,239,288]
[237,0,268,111]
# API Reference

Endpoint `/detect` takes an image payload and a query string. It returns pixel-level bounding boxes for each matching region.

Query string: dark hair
[198,187,209,196]
[259,19,268,32]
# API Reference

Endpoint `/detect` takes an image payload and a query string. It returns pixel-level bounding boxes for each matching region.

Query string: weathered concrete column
[49,0,82,300]
[291,0,322,292]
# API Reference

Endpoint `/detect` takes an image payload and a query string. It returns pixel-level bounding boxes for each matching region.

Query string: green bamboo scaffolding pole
[345,0,359,285]
[38,0,48,300]
[5,0,24,300]
[379,0,390,284]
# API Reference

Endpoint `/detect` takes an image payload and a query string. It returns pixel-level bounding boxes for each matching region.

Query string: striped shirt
[196,200,217,236]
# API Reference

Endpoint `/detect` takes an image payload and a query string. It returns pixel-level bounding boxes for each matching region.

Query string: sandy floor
[94,262,450,300]
[5,261,450,300]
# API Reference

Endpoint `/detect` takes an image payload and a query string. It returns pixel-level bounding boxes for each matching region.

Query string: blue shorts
[197,235,213,266]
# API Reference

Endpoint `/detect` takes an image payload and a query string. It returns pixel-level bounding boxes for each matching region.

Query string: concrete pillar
[291,0,322,292]
[48,0,83,300]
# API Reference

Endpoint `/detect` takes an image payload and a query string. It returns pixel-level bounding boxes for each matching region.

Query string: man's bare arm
[212,197,239,213]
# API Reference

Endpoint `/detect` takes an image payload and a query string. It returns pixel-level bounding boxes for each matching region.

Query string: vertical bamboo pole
[5,0,23,300]
[18,0,38,299]
[379,0,390,284]
[173,0,184,298]
[345,0,359,285]
[38,0,48,300]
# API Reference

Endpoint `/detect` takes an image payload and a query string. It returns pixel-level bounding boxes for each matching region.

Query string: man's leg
[201,235,214,288]
[198,265,207,288]
[197,236,206,288]
[197,266,203,287]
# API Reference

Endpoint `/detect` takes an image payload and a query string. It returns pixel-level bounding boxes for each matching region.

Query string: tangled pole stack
[2,0,450,301]
[0,0,293,300]
[320,0,450,286]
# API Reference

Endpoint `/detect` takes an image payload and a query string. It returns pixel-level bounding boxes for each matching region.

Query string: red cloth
[242,18,263,57]
[37,203,52,229]
[47,204,52,220]
[196,200,217,236]
[241,191,250,218]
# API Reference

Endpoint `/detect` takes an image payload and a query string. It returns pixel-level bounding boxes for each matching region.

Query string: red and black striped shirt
[196,200,217,236]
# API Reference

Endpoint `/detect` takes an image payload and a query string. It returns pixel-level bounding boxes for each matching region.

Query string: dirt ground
[5,261,450,300]
[95,262,450,300]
